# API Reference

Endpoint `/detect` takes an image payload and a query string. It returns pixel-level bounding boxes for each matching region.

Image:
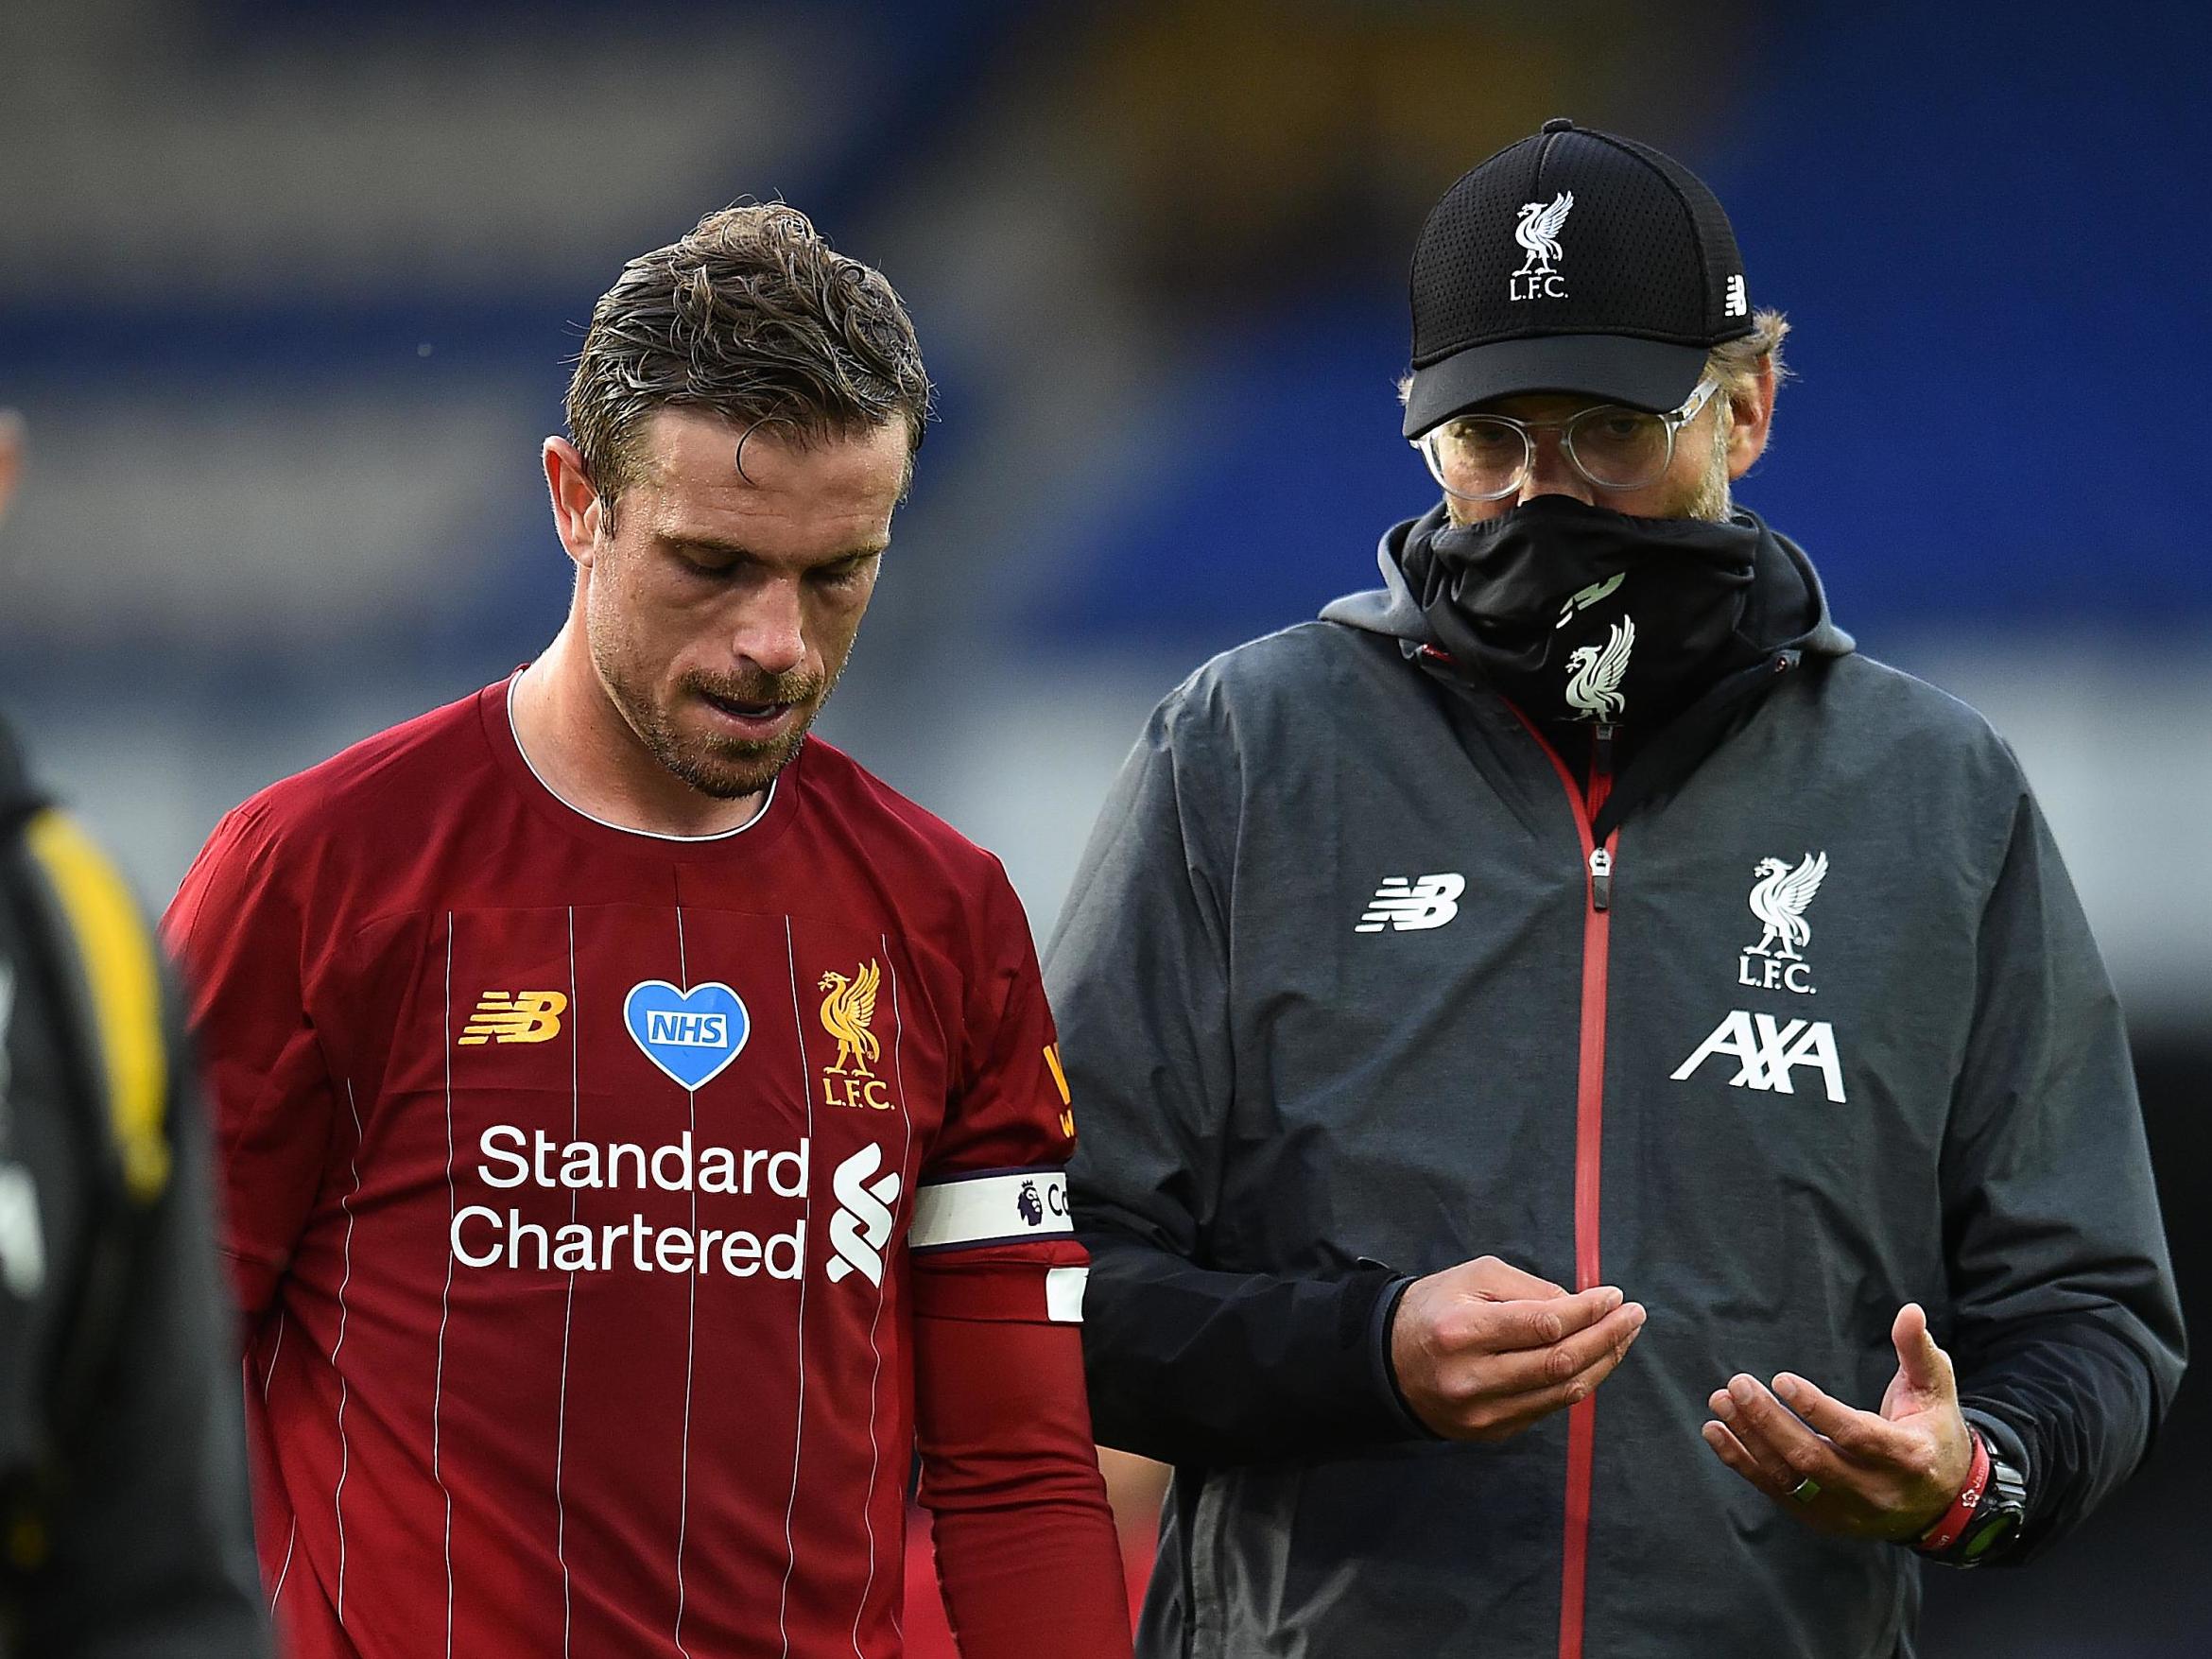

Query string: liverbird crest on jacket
[1564,615,1634,720]
[1746,853,1828,959]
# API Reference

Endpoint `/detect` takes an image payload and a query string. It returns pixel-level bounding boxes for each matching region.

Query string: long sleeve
[913,1267,1130,1658]
[1941,782,2186,1561]
[908,863,1131,1654]
[1047,691,1423,1469]
[160,804,337,1324]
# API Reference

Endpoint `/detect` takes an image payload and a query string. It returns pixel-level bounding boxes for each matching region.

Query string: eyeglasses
[1412,377,1722,502]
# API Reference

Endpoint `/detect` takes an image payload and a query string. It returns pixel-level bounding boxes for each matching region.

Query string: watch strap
[1915,1429,1993,1555]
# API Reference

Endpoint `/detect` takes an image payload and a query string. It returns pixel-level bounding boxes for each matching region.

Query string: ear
[543,437,607,568]
[1723,358,1776,480]
[0,410,24,527]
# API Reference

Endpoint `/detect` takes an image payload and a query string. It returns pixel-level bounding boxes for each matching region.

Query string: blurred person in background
[163,208,1131,1659]
[1049,122,2185,1656]
[0,410,268,1655]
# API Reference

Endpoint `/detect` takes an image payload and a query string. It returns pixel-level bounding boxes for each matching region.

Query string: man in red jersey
[163,204,1132,1659]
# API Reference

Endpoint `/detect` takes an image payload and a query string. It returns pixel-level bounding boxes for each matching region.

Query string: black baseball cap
[1402,118,1755,438]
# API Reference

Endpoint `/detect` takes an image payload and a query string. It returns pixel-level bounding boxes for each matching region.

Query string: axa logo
[818,959,890,1111]
[1672,1010,1847,1104]
[1357,873,1466,933]
[1511,191,1574,301]
[1565,616,1633,720]
[458,990,568,1046]
[825,1142,901,1287]
[1740,852,1827,995]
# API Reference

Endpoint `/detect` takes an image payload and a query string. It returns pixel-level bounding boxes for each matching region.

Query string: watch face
[1961,1508,2021,1563]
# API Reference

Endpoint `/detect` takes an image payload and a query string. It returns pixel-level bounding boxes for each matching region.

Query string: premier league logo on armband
[624,979,751,1091]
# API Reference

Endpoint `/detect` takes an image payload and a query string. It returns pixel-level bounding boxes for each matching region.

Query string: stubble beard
[590,626,846,803]
[1681,408,1735,524]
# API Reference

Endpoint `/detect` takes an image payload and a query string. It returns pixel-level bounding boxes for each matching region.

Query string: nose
[1516,429,1593,507]
[731,575,808,679]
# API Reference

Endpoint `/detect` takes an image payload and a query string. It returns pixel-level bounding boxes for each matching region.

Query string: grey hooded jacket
[1046,510,2186,1658]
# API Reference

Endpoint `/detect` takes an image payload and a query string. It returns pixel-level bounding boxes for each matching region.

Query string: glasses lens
[1426,417,1528,500]
[1565,406,1671,489]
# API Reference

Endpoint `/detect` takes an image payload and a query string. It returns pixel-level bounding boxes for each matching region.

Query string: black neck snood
[1404,495,1764,731]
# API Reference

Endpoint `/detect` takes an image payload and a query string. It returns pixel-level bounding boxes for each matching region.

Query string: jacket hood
[1320,504,1857,665]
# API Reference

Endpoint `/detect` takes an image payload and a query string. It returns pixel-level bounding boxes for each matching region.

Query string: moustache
[685,668,825,708]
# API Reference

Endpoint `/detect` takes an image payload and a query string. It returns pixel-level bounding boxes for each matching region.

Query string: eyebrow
[659,533,890,562]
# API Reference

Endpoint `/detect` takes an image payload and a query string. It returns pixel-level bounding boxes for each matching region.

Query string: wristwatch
[1913,1426,2029,1567]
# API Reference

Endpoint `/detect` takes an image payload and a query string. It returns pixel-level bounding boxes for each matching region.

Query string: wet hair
[565,203,931,525]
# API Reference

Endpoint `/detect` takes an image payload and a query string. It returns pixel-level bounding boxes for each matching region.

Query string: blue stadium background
[2,1,2203,1649]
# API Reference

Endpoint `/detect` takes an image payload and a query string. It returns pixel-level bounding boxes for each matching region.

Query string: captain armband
[909,1166,1085,1323]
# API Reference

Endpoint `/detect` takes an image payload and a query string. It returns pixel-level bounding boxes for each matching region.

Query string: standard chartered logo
[447,1127,904,1290]
[450,1127,807,1279]
[824,1144,901,1287]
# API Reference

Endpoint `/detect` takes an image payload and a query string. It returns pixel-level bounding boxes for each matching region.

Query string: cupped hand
[1700,1302,1975,1540]
[1390,1255,1647,1442]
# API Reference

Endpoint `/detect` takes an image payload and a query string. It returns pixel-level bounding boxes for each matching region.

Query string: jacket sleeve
[13,807,268,1657]
[27,1018,270,1657]
[1941,780,2186,1562]
[1046,690,1424,1469]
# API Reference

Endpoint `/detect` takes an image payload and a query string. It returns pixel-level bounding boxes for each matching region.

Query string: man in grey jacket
[1046,121,2186,1657]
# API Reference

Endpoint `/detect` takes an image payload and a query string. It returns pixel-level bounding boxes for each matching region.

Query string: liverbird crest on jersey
[818,960,882,1078]
[818,959,892,1111]
[1564,615,1634,719]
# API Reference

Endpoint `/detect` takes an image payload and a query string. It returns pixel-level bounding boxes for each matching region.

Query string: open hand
[1701,1302,1974,1540]
[1391,1255,1646,1442]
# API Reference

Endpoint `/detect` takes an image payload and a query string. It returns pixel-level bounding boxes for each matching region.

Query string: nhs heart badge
[623,979,750,1092]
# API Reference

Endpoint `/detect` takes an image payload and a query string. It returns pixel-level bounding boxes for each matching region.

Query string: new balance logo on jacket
[1356,873,1465,932]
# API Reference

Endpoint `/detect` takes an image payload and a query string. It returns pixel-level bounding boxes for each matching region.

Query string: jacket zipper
[1508,711,1617,1659]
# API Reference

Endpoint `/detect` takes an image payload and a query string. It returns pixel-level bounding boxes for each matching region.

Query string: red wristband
[1916,1430,1992,1554]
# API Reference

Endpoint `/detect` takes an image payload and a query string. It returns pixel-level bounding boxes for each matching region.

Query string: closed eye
[811,552,881,589]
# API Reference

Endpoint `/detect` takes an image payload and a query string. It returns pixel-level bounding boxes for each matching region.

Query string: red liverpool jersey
[165,679,1101,1659]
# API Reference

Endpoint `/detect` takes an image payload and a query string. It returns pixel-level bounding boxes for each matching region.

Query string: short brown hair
[565,203,931,523]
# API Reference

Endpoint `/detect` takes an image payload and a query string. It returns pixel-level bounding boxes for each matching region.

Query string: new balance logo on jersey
[1671,1011,1847,1104]
[1357,873,1465,933]
[458,990,567,1046]
[825,1143,901,1287]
